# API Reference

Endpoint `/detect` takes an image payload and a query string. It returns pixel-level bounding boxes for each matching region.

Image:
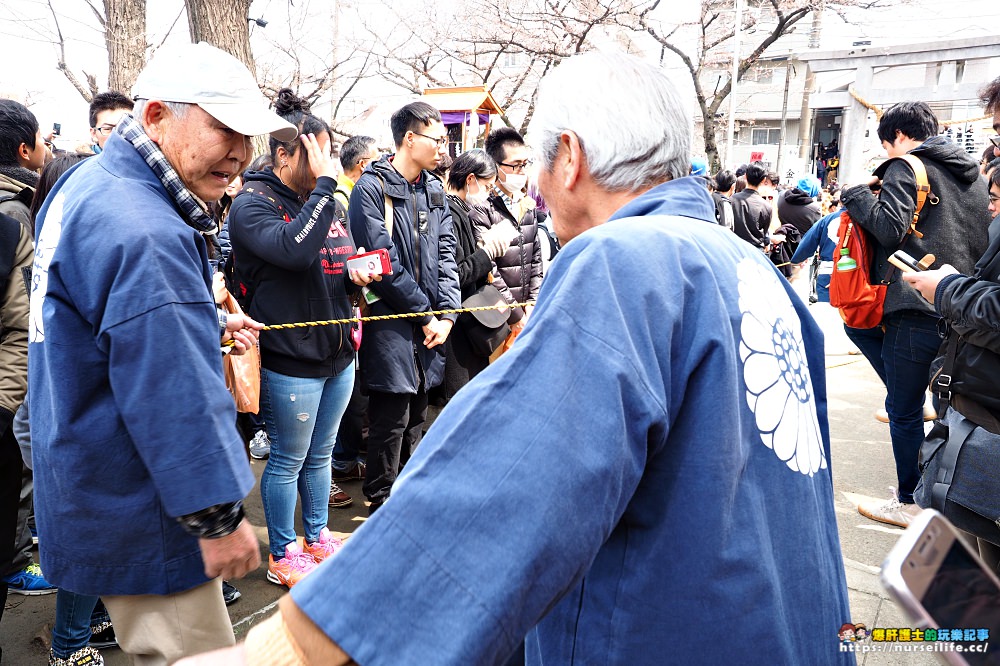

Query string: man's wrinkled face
[154,104,251,202]
[91,108,131,149]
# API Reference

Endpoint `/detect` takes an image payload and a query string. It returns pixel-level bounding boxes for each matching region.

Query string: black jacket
[348,155,460,394]
[935,225,1000,354]
[731,189,771,249]
[842,137,991,318]
[448,195,494,299]
[468,193,543,324]
[712,192,734,229]
[440,195,494,399]
[776,188,822,237]
[227,168,356,378]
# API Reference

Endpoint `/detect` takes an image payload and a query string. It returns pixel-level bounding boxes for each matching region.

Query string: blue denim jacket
[290,179,854,665]
[28,131,254,595]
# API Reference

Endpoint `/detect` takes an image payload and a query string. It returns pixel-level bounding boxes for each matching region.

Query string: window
[502,52,520,69]
[751,128,781,145]
[744,66,774,85]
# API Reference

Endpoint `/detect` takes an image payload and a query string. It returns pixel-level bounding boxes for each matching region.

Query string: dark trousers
[362,389,428,503]
[844,323,887,386]
[0,427,23,630]
[881,311,942,504]
[332,370,367,472]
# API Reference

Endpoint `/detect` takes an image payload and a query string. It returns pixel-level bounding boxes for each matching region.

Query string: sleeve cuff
[934,273,965,314]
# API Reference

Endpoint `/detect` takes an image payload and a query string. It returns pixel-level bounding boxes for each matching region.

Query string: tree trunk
[184,0,268,156]
[704,123,720,172]
[104,0,147,94]
[184,0,255,72]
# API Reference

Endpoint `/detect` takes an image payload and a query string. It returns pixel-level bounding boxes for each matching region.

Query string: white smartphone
[881,509,1000,665]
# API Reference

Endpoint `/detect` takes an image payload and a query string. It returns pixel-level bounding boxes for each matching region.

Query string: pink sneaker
[266,540,318,588]
[303,528,345,564]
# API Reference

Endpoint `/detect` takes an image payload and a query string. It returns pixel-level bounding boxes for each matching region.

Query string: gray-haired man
[29,43,293,666]
[182,52,853,666]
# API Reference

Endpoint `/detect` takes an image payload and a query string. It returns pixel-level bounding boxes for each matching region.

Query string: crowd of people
[1,38,999,666]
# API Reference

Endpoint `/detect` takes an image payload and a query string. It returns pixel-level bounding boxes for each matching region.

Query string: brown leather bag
[222,292,261,414]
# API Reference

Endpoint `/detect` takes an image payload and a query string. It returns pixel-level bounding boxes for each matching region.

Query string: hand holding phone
[346,248,392,276]
[881,509,1000,665]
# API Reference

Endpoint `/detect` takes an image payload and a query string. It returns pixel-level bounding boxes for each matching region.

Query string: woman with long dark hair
[227,89,375,588]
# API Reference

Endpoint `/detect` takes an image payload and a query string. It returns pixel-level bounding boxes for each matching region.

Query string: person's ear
[275,146,289,167]
[141,100,170,145]
[16,141,30,165]
[559,131,584,191]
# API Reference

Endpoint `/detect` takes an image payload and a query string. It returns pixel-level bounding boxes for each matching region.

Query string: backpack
[829,154,932,329]
[223,182,292,308]
[0,213,21,295]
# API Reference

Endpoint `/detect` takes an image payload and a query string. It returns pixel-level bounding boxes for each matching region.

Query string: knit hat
[796,175,821,198]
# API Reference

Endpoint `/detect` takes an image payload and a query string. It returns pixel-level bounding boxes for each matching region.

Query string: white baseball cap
[132,42,298,142]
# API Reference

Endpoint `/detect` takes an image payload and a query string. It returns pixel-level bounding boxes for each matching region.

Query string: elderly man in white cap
[28,43,296,666]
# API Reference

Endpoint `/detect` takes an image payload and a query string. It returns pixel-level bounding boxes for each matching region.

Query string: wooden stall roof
[421,86,504,115]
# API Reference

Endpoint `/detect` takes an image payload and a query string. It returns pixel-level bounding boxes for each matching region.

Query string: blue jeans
[844,324,887,386]
[260,366,355,558]
[881,311,942,504]
[52,590,109,658]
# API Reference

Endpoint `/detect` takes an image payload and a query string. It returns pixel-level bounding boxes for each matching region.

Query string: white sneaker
[858,489,921,528]
[249,430,271,459]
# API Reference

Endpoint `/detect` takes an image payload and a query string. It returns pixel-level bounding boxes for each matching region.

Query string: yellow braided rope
[848,86,988,127]
[260,301,534,330]
[848,86,884,120]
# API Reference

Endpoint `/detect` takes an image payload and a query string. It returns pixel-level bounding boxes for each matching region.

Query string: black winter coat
[227,168,356,378]
[842,136,991,318]
[440,195,494,399]
[769,188,821,276]
[468,193,543,324]
[776,188,822,237]
[348,155,460,394]
[731,189,771,249]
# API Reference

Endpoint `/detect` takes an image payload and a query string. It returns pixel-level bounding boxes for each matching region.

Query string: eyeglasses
[498,159,534,172]
[990,136,1000,149]
[412,132,448,147]
[95,123,118,136]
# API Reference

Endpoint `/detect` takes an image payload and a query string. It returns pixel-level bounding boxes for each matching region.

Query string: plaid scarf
[115,114,216,233]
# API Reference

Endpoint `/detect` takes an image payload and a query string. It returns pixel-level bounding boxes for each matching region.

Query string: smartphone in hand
[881,509,1000,665]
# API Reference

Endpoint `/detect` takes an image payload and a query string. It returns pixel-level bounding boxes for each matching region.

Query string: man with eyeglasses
[469,127,544,342]
[88,91,134,153]
[347,101,459,515]
[334,135,378,211]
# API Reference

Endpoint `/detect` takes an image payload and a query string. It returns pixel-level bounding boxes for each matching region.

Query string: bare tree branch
[47,0,97,102]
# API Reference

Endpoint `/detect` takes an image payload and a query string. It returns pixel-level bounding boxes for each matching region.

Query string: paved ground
[1,276,944,665]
